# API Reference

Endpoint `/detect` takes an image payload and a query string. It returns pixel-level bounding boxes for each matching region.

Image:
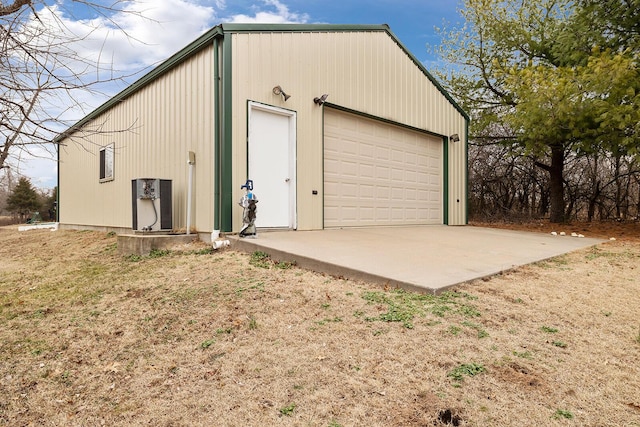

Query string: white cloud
[31,0,307,101]
[15,0,311,189]
[226,0,309,23]
[51,0,219,72]
[14,1,220,125]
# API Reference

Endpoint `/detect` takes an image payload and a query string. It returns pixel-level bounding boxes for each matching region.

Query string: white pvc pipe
[186,162,194,235]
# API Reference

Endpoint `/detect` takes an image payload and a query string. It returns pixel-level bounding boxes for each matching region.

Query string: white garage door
[324,109,443,228]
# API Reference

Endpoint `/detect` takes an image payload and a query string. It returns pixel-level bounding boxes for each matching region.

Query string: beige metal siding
[59,47,215,231]
[230,30,467,230]
[324,109,442,227]
[447,121,467,226]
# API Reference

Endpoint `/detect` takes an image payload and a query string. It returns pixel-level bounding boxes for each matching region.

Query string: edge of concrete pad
[230,234,605,295]
[231,236,446,294]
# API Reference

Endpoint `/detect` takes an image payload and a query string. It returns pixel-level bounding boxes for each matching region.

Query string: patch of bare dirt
[0,224,639,426]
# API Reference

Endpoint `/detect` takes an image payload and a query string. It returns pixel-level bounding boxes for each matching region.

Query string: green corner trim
[56,145,60,222]
[220,34,234,232]
[213,38,221,231]
[465,119,470,224]
[443,136,449,225]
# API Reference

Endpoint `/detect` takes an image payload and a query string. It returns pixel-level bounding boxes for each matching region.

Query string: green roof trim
[382,27,470,122]
[55,23,467,143]
[220,23,392,32]
[465,119,470,224]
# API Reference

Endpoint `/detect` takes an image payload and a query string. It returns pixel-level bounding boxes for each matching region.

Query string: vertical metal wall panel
[230,30,467,230]
[59,47,215,231]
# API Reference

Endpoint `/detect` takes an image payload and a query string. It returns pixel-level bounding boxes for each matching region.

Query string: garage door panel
[374,166,389,180]
[376,146,390,160]
[391,187,405,201]
[342,182,358,198]
[391,168,404,181]
[361,207,375,220]
[376,207,390,221]
[360,184,375,199]
[324,205,339,219]
[348,206,361,219]
[324,157,340,174]
[376,186,390,199]
[360,163,375,178]
[324,109,442,227]
[392,207,406,220]
[391,148,405,163]
[341,161,358,177]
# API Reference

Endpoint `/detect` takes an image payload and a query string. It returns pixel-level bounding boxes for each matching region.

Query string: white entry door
[248,102,296,229]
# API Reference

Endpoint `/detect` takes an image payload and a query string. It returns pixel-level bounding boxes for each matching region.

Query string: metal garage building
[57,24,469,238]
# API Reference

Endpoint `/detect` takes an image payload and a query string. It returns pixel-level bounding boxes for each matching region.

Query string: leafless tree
[0,0,141,171]
[469,141,640,223]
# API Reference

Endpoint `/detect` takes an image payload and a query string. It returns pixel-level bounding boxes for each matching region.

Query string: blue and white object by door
[248,102,296,229]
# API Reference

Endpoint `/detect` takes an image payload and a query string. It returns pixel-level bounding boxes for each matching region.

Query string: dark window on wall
[99,144,114,182]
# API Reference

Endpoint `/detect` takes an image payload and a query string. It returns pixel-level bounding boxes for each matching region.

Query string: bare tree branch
[0,0,31,17]
[0,1,146,172]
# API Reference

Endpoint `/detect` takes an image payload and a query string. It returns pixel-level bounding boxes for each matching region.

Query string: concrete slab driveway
[230,226,603,293]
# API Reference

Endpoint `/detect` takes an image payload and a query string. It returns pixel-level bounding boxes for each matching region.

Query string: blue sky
[15,0,464,190]
[219,0,463,62]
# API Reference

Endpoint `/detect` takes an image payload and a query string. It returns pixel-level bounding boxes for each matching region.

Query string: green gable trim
[465,119,470,225]
[383,28,470,123]
[56,145,61,222]
[220,23,391,32]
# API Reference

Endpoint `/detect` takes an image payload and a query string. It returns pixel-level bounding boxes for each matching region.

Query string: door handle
[285,178,290,183]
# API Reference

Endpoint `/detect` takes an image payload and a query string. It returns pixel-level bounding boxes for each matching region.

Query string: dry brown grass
[0,224,639,426]
[0,216,18,227]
